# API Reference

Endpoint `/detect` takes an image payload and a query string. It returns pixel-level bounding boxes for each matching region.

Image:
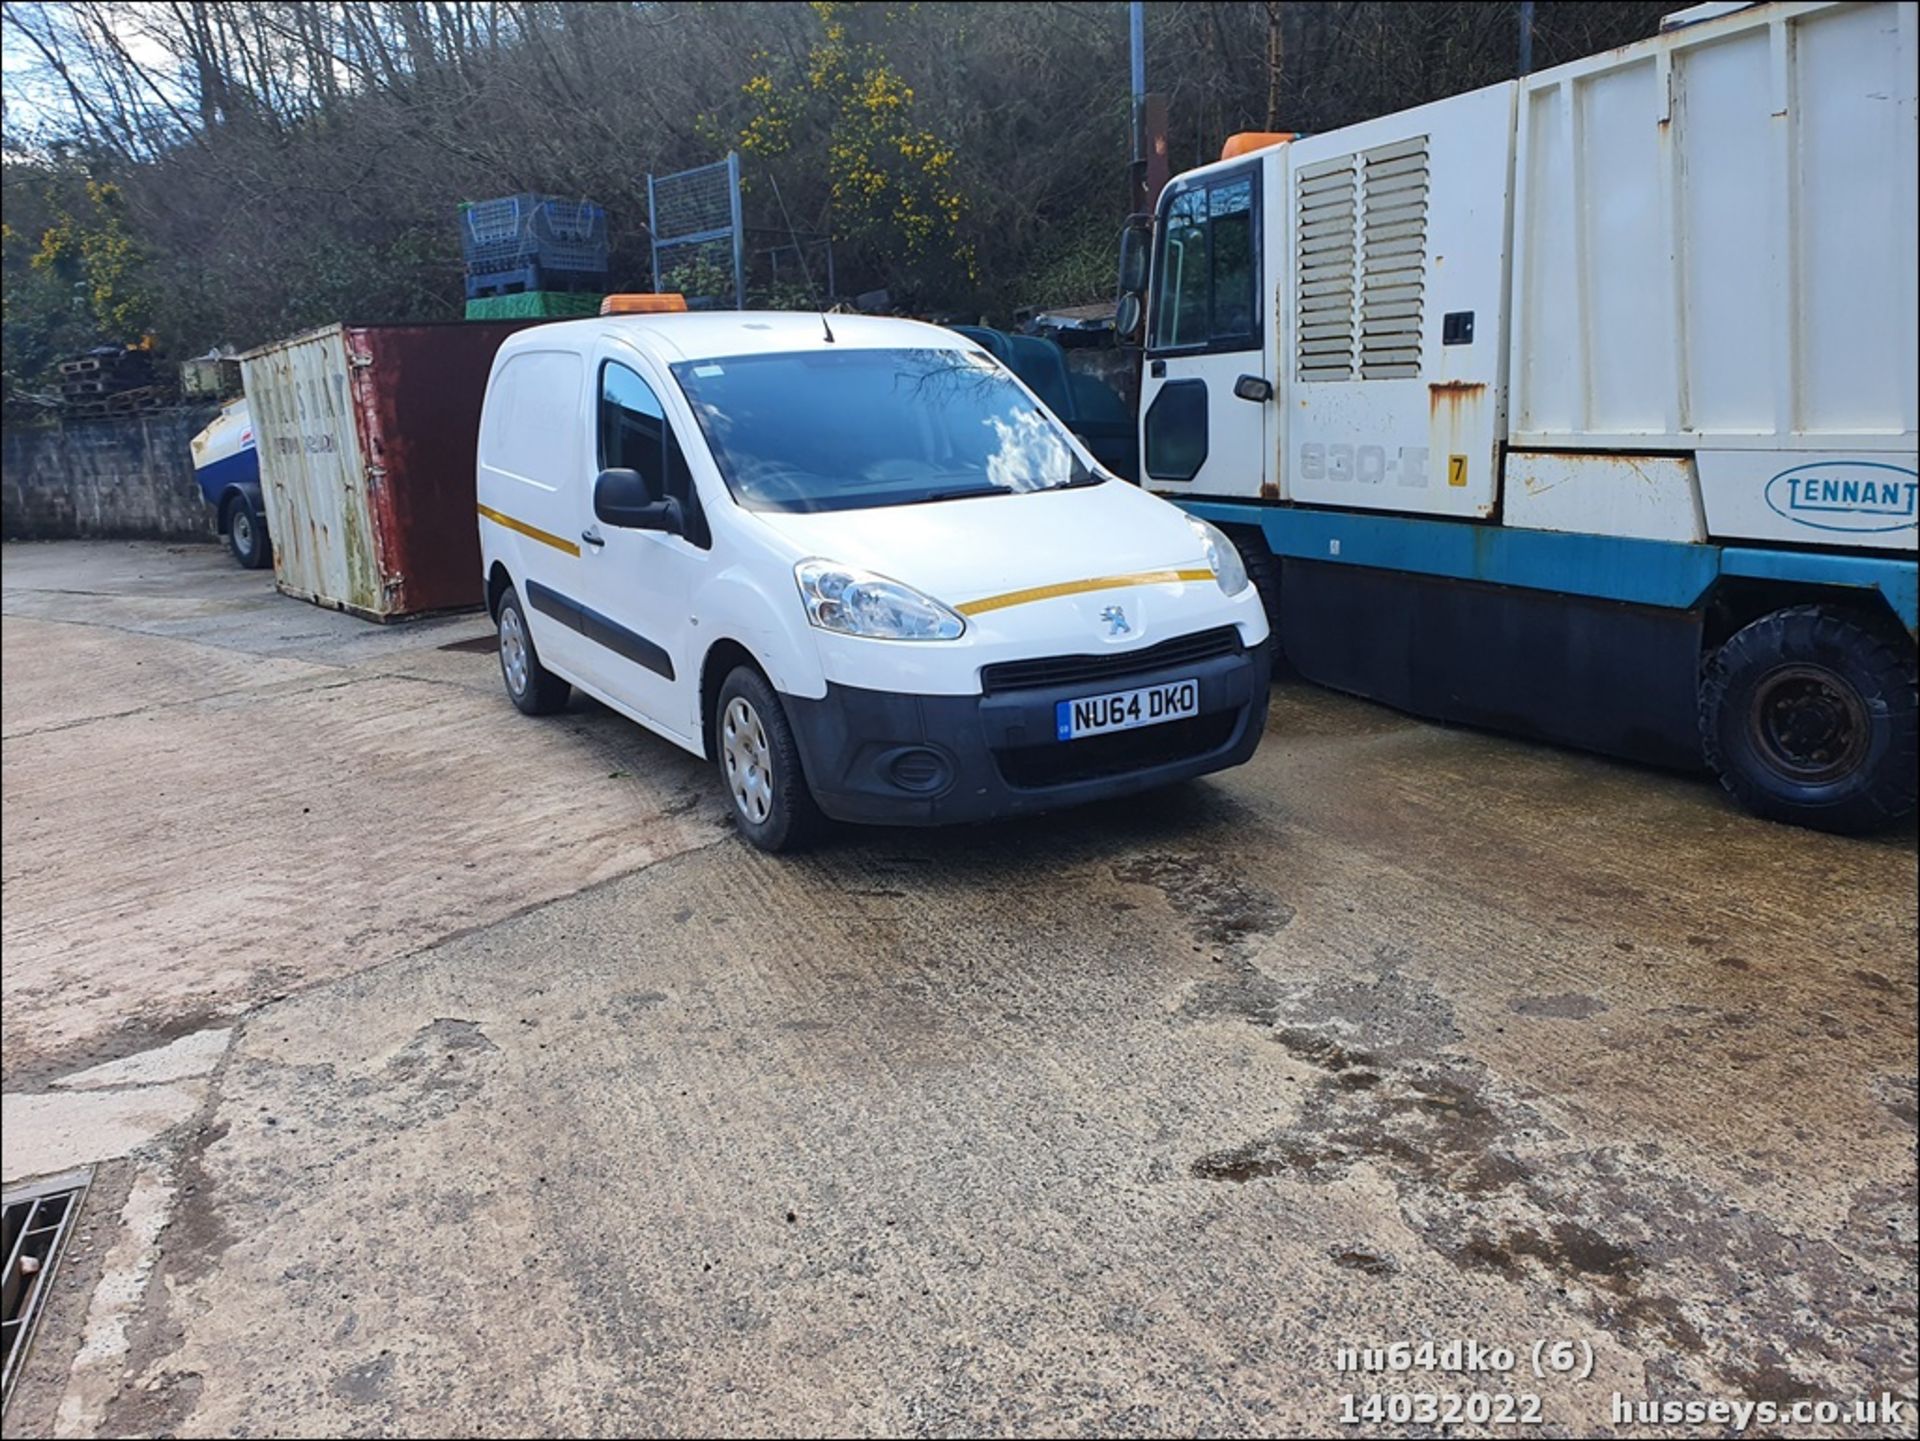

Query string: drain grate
[3,1170,90,1413]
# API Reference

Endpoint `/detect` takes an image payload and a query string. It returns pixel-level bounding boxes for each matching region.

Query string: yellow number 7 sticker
[1447,454,1468,487]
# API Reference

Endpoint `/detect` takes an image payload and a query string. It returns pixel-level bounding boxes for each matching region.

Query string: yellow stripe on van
[956,568,1215,616]
[477,503,580,557]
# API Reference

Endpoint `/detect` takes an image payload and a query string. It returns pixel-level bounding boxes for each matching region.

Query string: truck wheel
[226,495,271,570]
[1228,526,1286,671]
[716,666,819,853]
[1700,605,1917,833]
[496,587,571,716]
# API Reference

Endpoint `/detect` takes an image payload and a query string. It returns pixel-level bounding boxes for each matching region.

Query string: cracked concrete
[2,540,1914,1437]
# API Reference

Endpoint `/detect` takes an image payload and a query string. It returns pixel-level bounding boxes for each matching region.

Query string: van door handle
[580,527,605,548]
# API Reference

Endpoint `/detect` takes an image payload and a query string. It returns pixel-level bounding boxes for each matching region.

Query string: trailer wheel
[225,495,271,570]
[1700,604,1917,833]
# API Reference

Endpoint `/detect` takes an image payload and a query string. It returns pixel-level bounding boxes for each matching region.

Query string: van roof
[495,309,973,364]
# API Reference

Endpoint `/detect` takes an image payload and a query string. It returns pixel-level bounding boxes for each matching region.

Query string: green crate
[463,291,603,321]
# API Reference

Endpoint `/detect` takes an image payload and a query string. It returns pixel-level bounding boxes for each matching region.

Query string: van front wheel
[716,667,819,853]
[1700,604,1917,833]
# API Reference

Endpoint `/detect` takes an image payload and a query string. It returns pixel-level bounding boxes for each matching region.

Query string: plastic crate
[464,291,605,321]
[459,194,609,274]
[464,263,607,300]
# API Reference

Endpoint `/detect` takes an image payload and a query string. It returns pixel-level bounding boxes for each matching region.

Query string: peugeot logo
[1100,604,1131,637]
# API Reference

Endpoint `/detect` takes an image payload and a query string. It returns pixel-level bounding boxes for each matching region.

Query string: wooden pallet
[104,386,160,412]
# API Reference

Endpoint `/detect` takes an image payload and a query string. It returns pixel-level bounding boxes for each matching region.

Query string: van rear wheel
[496,587,571,716]
[1700,604,1917,833]
[716,666,819,853]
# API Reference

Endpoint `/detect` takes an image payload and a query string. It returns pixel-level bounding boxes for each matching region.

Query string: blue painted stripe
[1721,546,1918,631]
[1180,500,1920,630]
[193,447,260,506]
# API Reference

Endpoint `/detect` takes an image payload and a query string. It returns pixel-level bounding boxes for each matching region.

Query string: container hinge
[350,353,374,368]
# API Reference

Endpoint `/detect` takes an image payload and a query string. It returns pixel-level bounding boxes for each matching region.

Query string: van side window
[599,361,709,548]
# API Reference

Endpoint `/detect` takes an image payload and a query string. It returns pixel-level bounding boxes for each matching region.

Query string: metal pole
[647,172,660,291]
[1130,1,1145,107]
[1517,0,1534,76]
[727,151,746,310]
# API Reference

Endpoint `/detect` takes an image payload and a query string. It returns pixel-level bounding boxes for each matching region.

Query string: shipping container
[240,322,541,619]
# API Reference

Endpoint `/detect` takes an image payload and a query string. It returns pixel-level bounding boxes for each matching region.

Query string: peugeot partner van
[475,307,1270,850]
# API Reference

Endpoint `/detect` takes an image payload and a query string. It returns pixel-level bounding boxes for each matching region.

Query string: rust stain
[1429,380,1487,418]
[1260,481,1280,500]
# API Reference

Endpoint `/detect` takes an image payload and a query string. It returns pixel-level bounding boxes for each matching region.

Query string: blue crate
[460,194,608,274]
[464,262,608,300]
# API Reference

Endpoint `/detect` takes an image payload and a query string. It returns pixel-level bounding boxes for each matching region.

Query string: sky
[1,2,182,140]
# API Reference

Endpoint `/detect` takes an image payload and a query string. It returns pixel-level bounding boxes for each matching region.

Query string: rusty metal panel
[243,325,383,614]
[243,322,544,619]
[352,324,536,616]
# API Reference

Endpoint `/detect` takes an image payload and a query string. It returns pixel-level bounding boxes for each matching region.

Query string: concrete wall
[2,407,220,542]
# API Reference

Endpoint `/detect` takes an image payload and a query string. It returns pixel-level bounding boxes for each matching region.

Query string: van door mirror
[1115,293,1144,344]
[594,467,682,534]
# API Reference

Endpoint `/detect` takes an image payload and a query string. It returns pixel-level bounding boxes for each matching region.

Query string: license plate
[1056,677,1201,740]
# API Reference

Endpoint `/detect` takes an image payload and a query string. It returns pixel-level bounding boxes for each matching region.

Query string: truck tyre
[496,587,571,716]
[225,494,271,570]
[716,666,820,853]
[1227,526,1286,671]
[1700,604,1917,833]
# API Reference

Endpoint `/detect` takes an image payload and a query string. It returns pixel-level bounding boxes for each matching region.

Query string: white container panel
[1505,452,1705,543]
[1510,0,1919,488]
[1674,26,1775,433]
[1580,58,1672,435]
[1514,83,1577,437]
[1794,1,1916,435]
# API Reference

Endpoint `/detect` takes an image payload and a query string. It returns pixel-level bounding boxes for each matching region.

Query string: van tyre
[496,587,571,716]
[716,666,819,853]
[1700,605,1917,834]
[225,495,270,569]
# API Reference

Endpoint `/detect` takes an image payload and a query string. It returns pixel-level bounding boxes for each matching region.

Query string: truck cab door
[1137,163,1270,499]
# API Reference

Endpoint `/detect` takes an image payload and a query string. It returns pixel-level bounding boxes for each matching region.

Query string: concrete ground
[2,540,1914,1438]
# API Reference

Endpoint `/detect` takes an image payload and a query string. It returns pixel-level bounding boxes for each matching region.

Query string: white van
[475,308,1270,849]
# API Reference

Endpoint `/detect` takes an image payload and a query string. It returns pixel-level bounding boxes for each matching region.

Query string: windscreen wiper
[915,485,1009,504]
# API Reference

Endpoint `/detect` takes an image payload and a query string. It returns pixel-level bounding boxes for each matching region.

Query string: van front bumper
[783,639,1270,826]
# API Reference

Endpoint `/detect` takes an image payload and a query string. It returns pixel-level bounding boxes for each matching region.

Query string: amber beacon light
[599,293,690,315]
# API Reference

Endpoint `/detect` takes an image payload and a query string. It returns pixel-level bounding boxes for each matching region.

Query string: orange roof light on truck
[1219,132,1295,161]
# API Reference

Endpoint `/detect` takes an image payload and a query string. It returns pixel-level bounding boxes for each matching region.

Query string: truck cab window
[1151,171,1260,352]
[599,361,709,547]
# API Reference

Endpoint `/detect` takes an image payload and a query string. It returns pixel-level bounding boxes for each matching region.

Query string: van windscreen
[670,348,1101,513]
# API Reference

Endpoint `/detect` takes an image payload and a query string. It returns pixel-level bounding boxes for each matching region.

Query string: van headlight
[795,560,966,641]
[1188,517,1251,597]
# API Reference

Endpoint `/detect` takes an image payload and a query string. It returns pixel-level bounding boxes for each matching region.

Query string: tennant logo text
[1764,460,1918,534]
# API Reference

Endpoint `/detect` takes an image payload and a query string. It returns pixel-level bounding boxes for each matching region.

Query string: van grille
[994,713,1239,789]
[979,626,1242,695]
